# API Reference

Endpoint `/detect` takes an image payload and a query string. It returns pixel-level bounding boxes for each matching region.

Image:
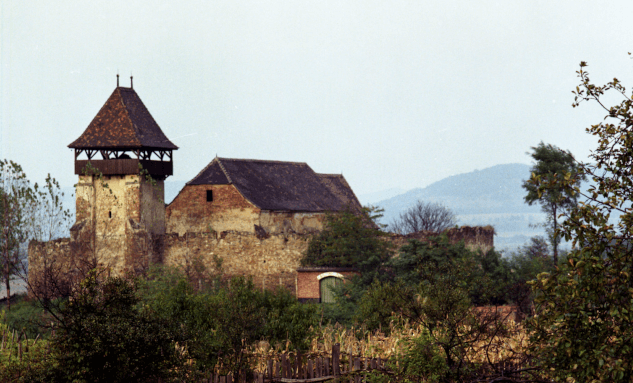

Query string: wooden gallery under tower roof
[68,77,178,274]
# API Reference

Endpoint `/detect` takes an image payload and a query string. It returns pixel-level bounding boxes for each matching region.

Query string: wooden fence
[0,329,41,361]
[2,331,384,382]
[202,343,386,383]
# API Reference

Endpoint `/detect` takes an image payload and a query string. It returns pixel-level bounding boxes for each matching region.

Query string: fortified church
[29,81,494,302]
[29,81,363,301]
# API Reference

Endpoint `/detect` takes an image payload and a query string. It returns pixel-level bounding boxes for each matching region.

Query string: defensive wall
[28,225,494,297]
[390,225,495,254]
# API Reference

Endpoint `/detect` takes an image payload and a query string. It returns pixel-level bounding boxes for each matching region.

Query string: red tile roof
[68,87,178,150]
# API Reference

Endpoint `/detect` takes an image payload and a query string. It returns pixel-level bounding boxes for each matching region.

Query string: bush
[1,294,50,339]
[261,286,319,350]
[138,269,319,377]
[49,271,182,383]
[302,206,391,281]
[388,330,448,383]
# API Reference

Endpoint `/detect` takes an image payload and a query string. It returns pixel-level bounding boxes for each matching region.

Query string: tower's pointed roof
[68,87,178,150]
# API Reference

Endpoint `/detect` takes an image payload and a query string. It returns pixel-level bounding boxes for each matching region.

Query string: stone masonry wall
[29,223,495,299]
[259,211,325,235]
[28,238,84,298]
[166,185,260,236]
[166,184,329,236]
[72,174,165,275]
[389,225,495,253]
[29,231,310,297]
[162,231,310,294]
[140,178,166,235]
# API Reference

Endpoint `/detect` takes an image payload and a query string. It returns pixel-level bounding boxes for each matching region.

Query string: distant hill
[358,187,405,205]
[377,164,539,219]
[374,164,547,252]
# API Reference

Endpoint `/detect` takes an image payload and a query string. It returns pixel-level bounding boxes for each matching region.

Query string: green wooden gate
[320,276,342,303]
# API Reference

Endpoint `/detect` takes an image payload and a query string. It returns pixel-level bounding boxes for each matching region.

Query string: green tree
[138,268,318,377]
[505,237,554,317]
[301,206,392,284]
[50,271,182,383]
[389,200,457,234]
[360,236,510,331]
[527,60,633,382]
[301,206,392,325]
[0,160,37,310]
[522,142,585,264]
[32,174,73,241]
[359,240,512,382]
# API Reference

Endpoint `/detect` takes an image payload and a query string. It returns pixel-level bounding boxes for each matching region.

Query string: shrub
[1,294,50,339]
[138,269,318,377]
[49,271,182,383]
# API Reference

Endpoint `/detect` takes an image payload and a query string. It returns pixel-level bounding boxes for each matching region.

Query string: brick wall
[296,268,357,300]
[166,184,260,235]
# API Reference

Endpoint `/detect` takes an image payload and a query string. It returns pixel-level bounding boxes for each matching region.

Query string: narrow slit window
[206,190,213,202]
[109,211,112,219]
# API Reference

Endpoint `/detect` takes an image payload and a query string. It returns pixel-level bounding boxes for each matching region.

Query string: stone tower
[68,80,178,274]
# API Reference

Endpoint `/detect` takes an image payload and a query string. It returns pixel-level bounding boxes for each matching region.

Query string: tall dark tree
[522,142,585,263]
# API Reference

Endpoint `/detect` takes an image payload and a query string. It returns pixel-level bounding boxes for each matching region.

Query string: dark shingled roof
[68,87,178,150]
[188,158,361,212]
[317,174,362,210]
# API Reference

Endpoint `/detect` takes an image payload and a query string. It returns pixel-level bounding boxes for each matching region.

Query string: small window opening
[206,190,213,202]
[109,211,112,219]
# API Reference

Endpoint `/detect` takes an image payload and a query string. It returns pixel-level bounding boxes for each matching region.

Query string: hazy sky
[2,1,633,196]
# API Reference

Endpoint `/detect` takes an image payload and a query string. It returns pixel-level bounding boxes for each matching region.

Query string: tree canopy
[389,200,456,234]
[301,206,392,277]
[522,142,585,263]
[0,160,38,309]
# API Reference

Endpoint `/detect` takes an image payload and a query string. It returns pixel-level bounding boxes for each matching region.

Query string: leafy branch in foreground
[527,59,633,383]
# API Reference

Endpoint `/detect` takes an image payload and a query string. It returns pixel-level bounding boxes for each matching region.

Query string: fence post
[333,343,341,376]
[281,353,287,379]
[296,350,303,378]
[286,354,293,379]
[267,359,273,381]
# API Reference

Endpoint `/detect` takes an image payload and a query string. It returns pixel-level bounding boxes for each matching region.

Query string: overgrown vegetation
[525,59,633,383]
[0,265,319,382]
[6,59,633,382]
